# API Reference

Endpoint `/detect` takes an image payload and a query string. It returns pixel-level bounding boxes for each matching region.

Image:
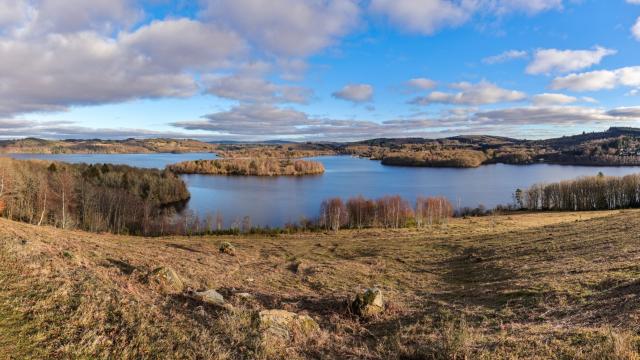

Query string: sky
[1,0,640,141]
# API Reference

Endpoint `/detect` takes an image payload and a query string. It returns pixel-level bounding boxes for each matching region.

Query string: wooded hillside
[0,158,190,235]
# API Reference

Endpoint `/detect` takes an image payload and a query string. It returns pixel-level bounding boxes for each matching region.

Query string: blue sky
[2,0,640,141]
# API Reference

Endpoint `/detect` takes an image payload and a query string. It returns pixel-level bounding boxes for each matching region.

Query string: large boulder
[254,309,319,342]
[351,288,384,317]
[151,266,185,294]
[194,289,225,307]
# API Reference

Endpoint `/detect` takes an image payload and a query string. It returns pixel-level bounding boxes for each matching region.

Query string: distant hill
[208,140,298,145]
[0,138,217,154]
[534,127,640,147]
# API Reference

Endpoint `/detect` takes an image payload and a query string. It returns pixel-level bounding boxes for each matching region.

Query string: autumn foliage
[381,150,487,168]
[0,158,190,235]
[523,173,640,211]
[167,158,325,176]
[320,194,453,230]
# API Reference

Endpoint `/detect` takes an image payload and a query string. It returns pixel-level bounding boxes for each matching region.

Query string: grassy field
[1,210,639,359]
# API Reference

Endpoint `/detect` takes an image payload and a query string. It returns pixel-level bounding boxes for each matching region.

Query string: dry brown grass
[1,210,639,359]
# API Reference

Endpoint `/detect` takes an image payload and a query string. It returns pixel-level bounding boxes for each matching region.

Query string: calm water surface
[6,152,218,169]
[6,153,640,227]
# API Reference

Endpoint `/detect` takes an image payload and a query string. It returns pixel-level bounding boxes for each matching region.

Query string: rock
[219,242,236,256]
[151,266,185,294]
[351,288,384,317]
[194,289,225,307]
[287,260,302,273]
[236,292,254,300]
[254,309,319,342]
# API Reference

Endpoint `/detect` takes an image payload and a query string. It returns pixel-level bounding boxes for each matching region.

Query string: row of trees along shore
[0,158,190,235]
[517,172,640,211]
[3,158,640,236]
[319,195,454,231]
[167,158,325,176]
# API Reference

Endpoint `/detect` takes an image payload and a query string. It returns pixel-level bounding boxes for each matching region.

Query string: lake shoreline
[6,153,640,228]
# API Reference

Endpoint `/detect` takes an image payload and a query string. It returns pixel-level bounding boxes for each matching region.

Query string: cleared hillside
[1,211,639,359]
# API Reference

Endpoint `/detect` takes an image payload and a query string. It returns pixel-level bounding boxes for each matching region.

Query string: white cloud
[491,0,563,14]
[202,0,360,57]
[406,78,438,91]
[551,66,640,92]
[483,50,528,64]
[633,17,640,41]
[606,107,640,118]
[526,46,616,75]
[0,118,214,140]
[0,19,246,117]
[205,74,312,104]
[3,0,141,35]
[532,93,578,106]
[120,19,246,71]
[333,84,374,103]
[474,106,635,125]
[370,0,562,35]
[171,103,444,140]
[0,0,31,30]
[168,103,640,141]
[411,81,526,106]
[370,0,471,35]
[627,0,640,4]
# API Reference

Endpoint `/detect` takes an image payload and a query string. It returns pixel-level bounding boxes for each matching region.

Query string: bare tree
[320,198,348,231]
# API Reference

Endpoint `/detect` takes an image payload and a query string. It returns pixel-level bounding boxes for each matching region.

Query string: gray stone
[254,309,319,342]
[151,266,185,294]
[219,242,236,256]
[351,288,384,317]
[194,289,225,307]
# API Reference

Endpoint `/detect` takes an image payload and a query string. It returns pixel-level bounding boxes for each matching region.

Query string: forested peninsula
[167,158,325,176]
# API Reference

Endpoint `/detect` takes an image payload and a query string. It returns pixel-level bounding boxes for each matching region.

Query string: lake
[6,153,640,227]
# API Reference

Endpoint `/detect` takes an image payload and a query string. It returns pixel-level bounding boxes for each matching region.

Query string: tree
[513,189,524,209]
[416,196,453,227]
[320,198,348,231]
[55,167,75,229]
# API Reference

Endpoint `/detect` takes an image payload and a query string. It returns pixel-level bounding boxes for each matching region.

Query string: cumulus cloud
[333,84,374,103]
[526,46,616,75]
[370,0,562,35]
[205,74,313,104]
[0,18,246,117]
[2,0,141,35]
[171,103,446,140]
[0,118,213,140]
[551,66,640,92]
[406,78,438,91]
[491,0,563,14]
[532,93,578,106]
[202,0,359,57]
[410,81,526,106]
[606,107,640,118]
[120,19,246,71]
[473,106,638,125]
[0,0,31,30]
[633,17,640,41]
[483,50,528,64]
[168,102,640,141]
[370,0,471,35]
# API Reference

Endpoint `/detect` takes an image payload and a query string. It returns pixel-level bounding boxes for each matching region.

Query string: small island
[380,149,488,168]
[167,158,325,176]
